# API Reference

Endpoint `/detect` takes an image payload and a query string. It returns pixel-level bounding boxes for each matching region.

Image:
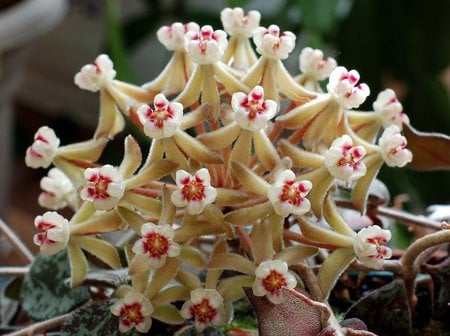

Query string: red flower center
[146,106,173,129]
[142,232,170,258]
[279,181,305,206]
[191,299,217,324]
[88,174,112,199]
[262,270,287,293]
[120,302,144,326]
[181,177,206,202]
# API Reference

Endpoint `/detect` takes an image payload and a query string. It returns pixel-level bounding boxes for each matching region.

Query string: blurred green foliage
[104,0,449,209]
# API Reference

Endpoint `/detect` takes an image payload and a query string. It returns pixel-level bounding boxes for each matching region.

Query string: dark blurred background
[2,0,449,256]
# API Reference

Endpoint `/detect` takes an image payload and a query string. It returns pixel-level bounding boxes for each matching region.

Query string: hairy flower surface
[180,288,226,332]
[110,290,154,333]
[171,168,217,215]
[327,66,370,109]
[74,54,116,92]
[378,125,413,167]
[25,126,60,169]
[299,47,337,81]
[33,211,70,256]
[132,222,180,269]
[353,225,392,269]
[80,165,125,210]
[157,22,200,51]
[184,25,228,64]
[38,168,75,210]
[137,94,183,139]
[252,260,297,304]
[324,135,367,181]
[220,7,260,37]
[253,25,296,60]
[231,85,277,131]
[267,170,312,217]
[373,89,410,129]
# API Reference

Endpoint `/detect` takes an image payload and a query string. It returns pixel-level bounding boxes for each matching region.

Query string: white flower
[38,168,75,210]
[180,288,226,332]
[110,290,154,333]
[184,25,228,64]
[80,165,125,211]
[299,47,337,81]
[137,94,183,139]
[171,168,217,215]
[74,54,116,92]
[373,89,410,129]
[378,125,413,167]
[132,223,180,269]
[157,22,200,51]
[252,260,297,304]
[327,66,370,109]
[33,211,70,256]
[267,170,312,217]
[353,225,392,269]
[325,135,367,181]
[25,126,60,169]
[253,25,296,60]
[231,85,278,131]
[220,7,261,37]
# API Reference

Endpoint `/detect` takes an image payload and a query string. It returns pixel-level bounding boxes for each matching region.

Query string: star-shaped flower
[25,126,60,169]
[180,288,227,332]
[324,135,367,181]
[378,125,413,167]
[74,54,116,92]
[353,225,392,269]
[80,164,125,211]
[33,211,70,256]
[110,290,154,333]
[132,222,180,269]
[252,260,297,304]
[171,168,217,215]
[327,66,370,109]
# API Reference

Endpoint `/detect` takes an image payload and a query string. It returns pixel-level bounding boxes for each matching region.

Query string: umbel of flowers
[25,7,416,335]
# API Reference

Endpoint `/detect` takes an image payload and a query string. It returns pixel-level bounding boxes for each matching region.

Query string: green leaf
[345,279,411,336]
[61,300,138,336]
[403,123,450,171]
[20,251,90,321]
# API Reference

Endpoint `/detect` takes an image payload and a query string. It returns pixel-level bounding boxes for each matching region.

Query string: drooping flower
[220,7,261,37]
[353,225,392,269]
[378,125,413,167]
[33,211,70,256]
[253,25,296,60]
[324,135,367,181]
[184,25,228,64]
[38,168,75,210]
[327,66,370,109]
[180,288,227,332]
[252,260,297,304]
[80,165,125,211]
[132,222,180,269]
[373,89,409,129]
[157,22,200,51]
[137,94,183,139]
[110,290,154,333]
[25,126,60,169]
[231,85,278,131]
[267,170,312,217]
[74,54,116,92]
[171,168,217,215]
[299,47,337,81]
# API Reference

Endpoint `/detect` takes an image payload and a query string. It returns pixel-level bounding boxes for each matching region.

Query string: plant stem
[5,312,71,336]
[283,229,338,250]
[0,218,35,263]
[401,229,450,311]
[334,198,442,230]
[0,266,29,276]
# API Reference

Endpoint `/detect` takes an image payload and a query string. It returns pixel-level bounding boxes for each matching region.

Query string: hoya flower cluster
[24,7,415,334]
